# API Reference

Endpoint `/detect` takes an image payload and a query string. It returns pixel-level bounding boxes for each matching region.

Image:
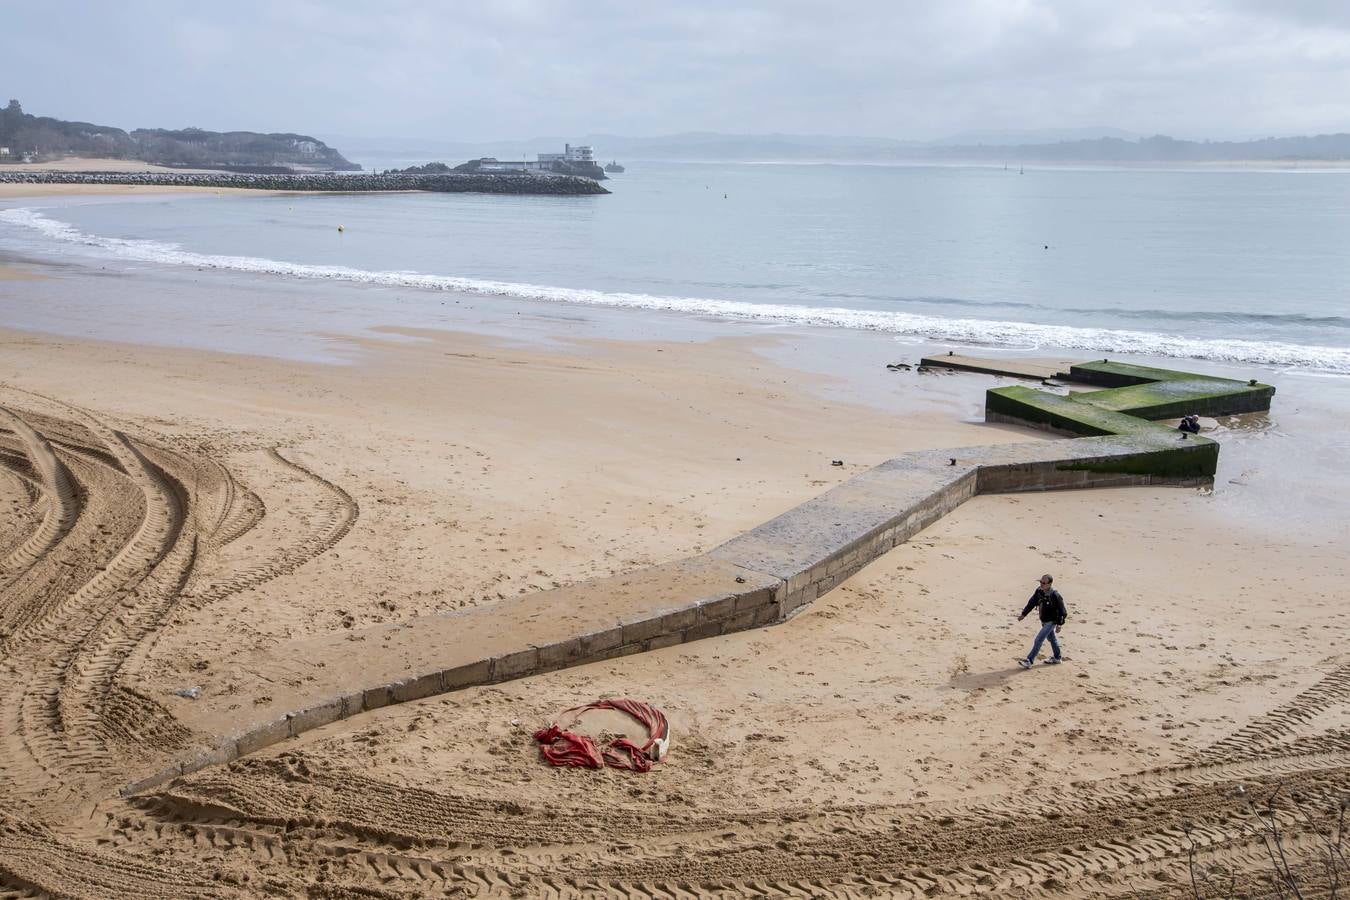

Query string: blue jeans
[1026,621,1061,663]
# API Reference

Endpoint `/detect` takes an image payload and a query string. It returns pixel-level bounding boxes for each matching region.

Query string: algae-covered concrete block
[993,361,1272,444]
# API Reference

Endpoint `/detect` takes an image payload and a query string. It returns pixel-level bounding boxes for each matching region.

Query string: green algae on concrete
[1067,361,1275,419]
[1078,377,1273,419]
[984,359,1273,478]
[986,385,1160,437]
[1067,360,1236,387]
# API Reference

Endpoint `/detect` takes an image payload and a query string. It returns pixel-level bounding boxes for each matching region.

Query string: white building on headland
[474,144,596,173]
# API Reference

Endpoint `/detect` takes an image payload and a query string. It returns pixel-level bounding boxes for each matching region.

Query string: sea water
[2,162,1349,532]
[2,161,1350,374]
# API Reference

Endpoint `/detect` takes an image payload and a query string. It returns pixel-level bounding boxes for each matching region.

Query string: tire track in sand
[1199,660,1350,762]
[0,406,80,589]
[0,393,361,896]
[0,814,228,899]
[0,449,147,803]
[118,738,1350,898]
[0,392,194,805]
[1,384,1343,898]
[174,447,357,614]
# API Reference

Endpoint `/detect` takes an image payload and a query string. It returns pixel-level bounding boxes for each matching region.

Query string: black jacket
[1022,588,1067,625]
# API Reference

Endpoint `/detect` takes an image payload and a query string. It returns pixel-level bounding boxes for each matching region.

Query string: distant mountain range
[333,128,1350,167]
[928,126,1142,146]
[0,100,358,171]
[6,97,1349,171]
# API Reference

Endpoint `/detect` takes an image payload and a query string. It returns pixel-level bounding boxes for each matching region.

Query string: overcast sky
[5,1,1349,143]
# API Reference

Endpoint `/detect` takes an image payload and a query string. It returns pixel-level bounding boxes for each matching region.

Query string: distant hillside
[333,128,1350,167]
[0,99,359,171]
[583,131,1350,163]
[929,133,1350,163]
[930,126,1141,146]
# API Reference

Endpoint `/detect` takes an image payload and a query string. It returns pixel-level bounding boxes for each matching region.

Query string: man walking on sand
[1017,574,1067,668]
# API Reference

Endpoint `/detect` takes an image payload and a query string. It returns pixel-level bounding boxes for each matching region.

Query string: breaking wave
[4,206,1349,374]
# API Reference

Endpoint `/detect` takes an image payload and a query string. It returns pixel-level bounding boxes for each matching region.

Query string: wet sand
[0,304,1347,896]
[0,264,43,280]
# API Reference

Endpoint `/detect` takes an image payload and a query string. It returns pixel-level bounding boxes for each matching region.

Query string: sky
[4,0,1350,143]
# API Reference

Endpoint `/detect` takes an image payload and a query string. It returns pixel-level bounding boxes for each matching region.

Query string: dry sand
[0,320,1346,898]
[0,156,218,173]
[0,182,284,199]
[0,157,303,199]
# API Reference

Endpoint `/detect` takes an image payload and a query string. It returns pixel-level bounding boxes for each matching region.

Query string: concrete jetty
[117,360,1269,796]
[919,352,1066,380]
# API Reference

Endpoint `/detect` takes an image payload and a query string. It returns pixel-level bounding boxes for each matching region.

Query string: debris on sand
[535,699,670,772]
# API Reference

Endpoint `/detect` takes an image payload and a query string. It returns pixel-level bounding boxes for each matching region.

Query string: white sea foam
[5,206,1350,374]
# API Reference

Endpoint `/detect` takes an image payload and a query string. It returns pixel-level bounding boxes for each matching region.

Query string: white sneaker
[1043,657,1062,665]
[1018,659,1033,669]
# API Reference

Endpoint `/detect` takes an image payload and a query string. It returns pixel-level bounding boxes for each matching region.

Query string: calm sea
[2,161,1350,373]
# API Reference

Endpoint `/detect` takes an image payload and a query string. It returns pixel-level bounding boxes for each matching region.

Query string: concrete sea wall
[0,170,610,195]
[124,423,1223,795]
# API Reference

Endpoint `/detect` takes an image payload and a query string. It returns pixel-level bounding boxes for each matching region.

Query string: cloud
[2,0,1348,142]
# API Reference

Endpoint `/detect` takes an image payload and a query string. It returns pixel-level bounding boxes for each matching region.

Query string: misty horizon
[5,2,1350,146]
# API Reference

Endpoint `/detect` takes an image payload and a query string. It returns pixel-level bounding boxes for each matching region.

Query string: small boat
[604,160,625,173]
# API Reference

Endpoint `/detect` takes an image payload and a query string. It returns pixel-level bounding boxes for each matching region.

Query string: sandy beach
[0,291,1347,897]
[0,158,309,199]
[1,172,1348,898]
[10,0,1350,889]
[0,157,210,172]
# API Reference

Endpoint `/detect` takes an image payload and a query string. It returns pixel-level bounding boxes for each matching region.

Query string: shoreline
[3,190,1346,378]
[0,297,1346,893]
[0,169,610,195]
[0,181,294,199]
[2,224,1347,540]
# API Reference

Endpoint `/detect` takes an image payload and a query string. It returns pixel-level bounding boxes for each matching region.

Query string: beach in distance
[1,162,1349,896]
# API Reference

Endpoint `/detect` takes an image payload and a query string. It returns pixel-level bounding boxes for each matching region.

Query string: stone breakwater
[0,170,610,195]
